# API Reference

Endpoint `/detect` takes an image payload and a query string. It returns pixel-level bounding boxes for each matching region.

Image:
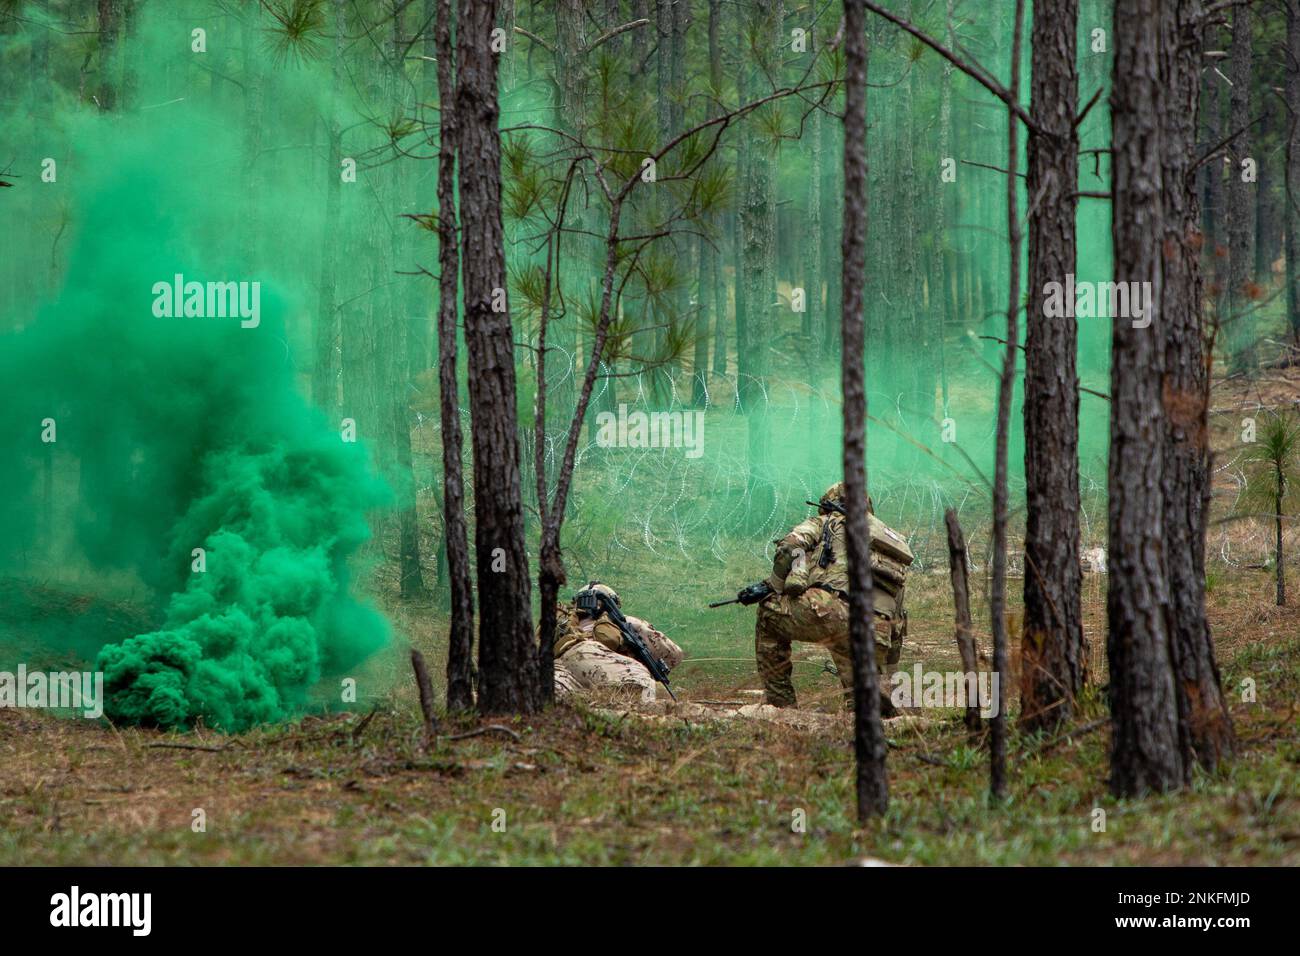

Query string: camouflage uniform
[755,483,913,708]
[549,583,683,703]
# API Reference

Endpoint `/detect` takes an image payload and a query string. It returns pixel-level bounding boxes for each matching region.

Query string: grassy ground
[2,348,1297,865]
[2,566,1297,866]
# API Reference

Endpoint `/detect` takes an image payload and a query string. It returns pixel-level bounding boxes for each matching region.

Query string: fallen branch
[443,724,522,743]
[145,742,227,753]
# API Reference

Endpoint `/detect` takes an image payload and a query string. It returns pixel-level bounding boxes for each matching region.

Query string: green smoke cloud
[0,9,391,730]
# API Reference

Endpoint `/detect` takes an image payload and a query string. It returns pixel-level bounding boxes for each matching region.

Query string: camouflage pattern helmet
[818,482,874,515]
[584,581,621,606]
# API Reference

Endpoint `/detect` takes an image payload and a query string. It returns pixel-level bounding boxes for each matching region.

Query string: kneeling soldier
[754,482,913,711]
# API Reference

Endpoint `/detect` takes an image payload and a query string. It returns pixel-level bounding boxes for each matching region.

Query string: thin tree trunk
[438,0,475,713]
[842,0,888,823]
[456,0,538,714]
[1278,467,1287,605]
[988,0,1025,802]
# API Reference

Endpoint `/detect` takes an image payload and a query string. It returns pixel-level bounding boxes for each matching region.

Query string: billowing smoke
[0,55,391,730]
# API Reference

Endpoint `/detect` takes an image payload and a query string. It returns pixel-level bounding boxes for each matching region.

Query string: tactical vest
[804,514,914,615]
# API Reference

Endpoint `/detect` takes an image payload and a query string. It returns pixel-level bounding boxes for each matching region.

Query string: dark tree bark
[456,0,538,714]
[1107,0,1185,797]
[433,0,470,662]
[1226,3,1256,372]
[1021,0,1084,734]
[842,0,888,823]
[988,0,1025,802]
[1160,0,1236,774]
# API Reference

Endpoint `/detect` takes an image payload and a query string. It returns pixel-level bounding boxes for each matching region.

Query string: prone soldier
[548,582,683,703]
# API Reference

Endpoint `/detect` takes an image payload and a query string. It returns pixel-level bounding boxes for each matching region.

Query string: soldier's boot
[830,636,898,717]
[756,622,797,708]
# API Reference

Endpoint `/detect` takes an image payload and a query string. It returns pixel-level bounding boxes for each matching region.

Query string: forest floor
[2,357,1298,865]
[2,564,1297,866]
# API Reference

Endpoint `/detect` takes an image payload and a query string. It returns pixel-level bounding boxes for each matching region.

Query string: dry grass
[2,564,1297,866]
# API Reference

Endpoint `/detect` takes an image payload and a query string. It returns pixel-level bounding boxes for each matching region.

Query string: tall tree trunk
[1161,0,1236,774]
[456,0,538,714]
[1021,0,1084,734]
[437,0,475,711]
[1226,3,1256,372]
[988,0,1025,802]
[1107,0,1185,797]
[842,0,888,823]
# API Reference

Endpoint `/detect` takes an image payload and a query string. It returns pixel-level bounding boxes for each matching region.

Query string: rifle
[575,588,677,701]
[806,500,842,568]
[707,579,774,608]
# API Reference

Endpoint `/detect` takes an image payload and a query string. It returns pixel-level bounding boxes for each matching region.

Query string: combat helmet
[576,581,620,610]
[817,482,874,515]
